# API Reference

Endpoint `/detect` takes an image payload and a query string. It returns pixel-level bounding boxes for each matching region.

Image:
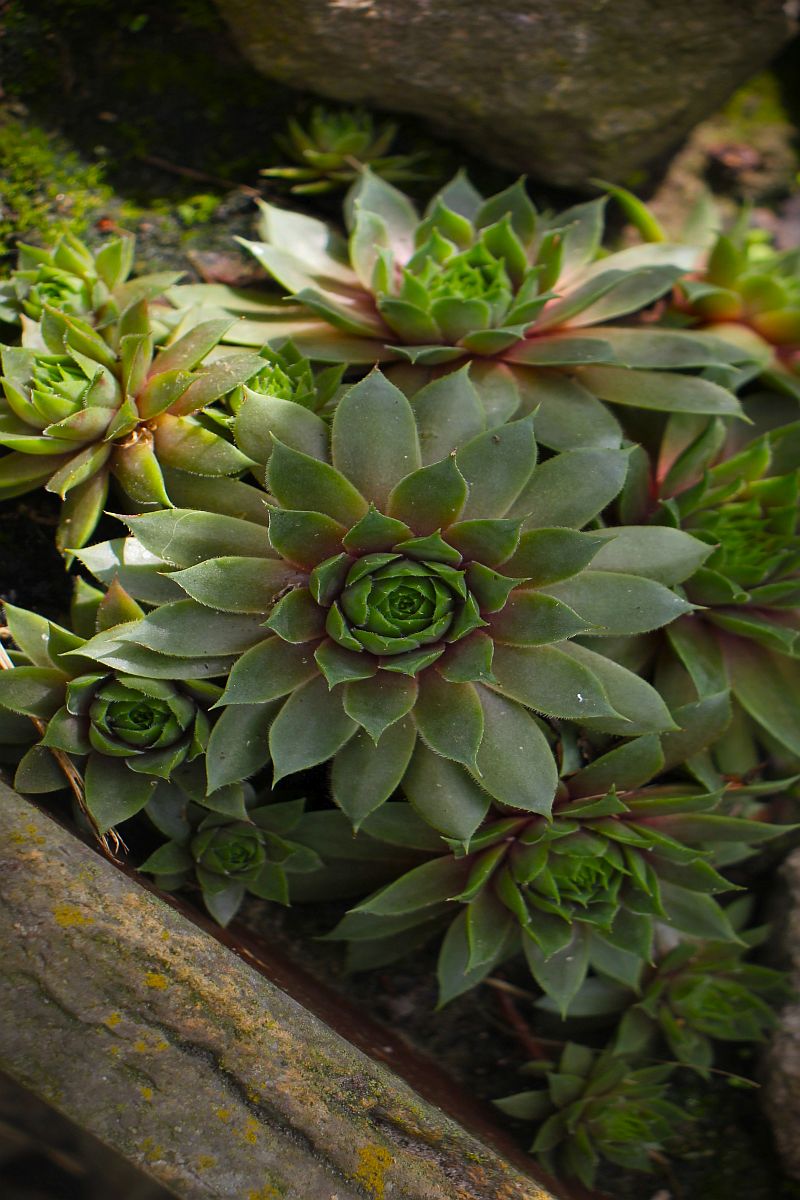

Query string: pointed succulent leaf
[474,687,557,813]
[456,417,537,519]
[170,557,299,613]
[267,438,368,525]
[125,509,270,567]
[415,671,484,770]
[331,718,417,827]
[220,637,318,705]
[403,743,491,840]
[331,371,421,508]
[543,572,692,635]
[269,675,357,782]
[508,447,630,529]
[387,455,468,533]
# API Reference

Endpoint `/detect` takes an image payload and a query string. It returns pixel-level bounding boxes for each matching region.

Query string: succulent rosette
[73,369,708,834]
[0,595,220,833]
[261,105,433,194]
[170,171,748,451]
[0,231,180,337]
[626,417,800,770]
[670,225,800,399]
[330,730,786,1011]
[495,1043,682,1186]
[612,934,788,1072]
[140,800,323,925]
[0,294,266,549]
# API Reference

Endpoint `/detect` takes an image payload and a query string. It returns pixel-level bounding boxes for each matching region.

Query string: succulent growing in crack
[72,369,704,833]
[495,1043,683,1186]
[329,732,786,1011]
[0,595,219,833]
[260,105,434,194]
[184,169,751,452]
[0,297,266,550]
[140,800,323,925]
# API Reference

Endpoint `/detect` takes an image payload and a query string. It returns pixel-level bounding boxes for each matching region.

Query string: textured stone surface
[213,0,796,188]
[761,845,800,1181]
[0,782,558,1200]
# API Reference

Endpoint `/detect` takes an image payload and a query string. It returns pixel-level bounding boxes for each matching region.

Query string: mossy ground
[1,3,800,1196]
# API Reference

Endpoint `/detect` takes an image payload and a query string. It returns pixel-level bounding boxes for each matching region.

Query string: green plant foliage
[71,368,710,841]
[0,252,269,549]
[261,106,434,194]
[613,938,789,1071]
[0,167,797,1194]
[327,750,788,1013]
[496,1043,683,1186]
[0,115,111,257]
[140,799,323,925]
[168,171,751,452]
[608,183,800,399]
[0,595,220,833]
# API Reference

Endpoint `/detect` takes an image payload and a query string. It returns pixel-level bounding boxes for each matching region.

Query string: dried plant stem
[0,630,121,858]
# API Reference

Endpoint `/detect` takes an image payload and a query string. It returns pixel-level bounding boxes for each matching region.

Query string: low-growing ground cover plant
[0,173,798,1192]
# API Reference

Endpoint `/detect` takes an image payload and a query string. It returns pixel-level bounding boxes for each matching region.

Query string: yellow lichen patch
[240,1116,259,1145]
[160,930,170,941]
[140,1086,154,1102]
[197,1155,217,1171]
[352,1145,393,1199]
[133,1040,148,1053]
[144,972,169,990]
[53,903,93,927]
[108,1046,120,1057]
[215,1107,231,1122]
[247,1186,280,1200]
[104,1012,122,1028]
[154,1039,169,1052]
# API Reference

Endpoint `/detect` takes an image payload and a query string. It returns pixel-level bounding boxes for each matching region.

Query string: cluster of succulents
[261,105,434,195]
[1,169,798,1191]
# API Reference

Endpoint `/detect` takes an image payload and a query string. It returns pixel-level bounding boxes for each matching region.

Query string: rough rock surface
[761,845,800,1180]
[213,0,796,188]
[0,781,558,1200]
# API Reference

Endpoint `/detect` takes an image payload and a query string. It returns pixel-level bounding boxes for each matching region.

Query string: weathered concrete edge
[0,782,558,1200]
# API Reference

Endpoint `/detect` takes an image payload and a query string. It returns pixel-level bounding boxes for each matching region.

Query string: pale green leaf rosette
[0,291,266,550]
[78,370,705,841]
[177,171,750,450]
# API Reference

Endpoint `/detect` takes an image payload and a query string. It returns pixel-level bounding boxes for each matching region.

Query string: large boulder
[213,0,796,188]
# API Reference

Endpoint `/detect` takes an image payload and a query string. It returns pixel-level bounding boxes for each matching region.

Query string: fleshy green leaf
[508,448,630,529]
[267,439,368,526]
[331,370,421,508]
[331,718,416,828]
[387,455,468,534]
[403,743,490,840]
[269,674,357,781]
[171,557,299,613]
[474,687,557,813]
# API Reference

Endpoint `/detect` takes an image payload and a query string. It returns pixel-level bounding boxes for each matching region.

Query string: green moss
[0,114,112,255]
[721,71,793,133]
